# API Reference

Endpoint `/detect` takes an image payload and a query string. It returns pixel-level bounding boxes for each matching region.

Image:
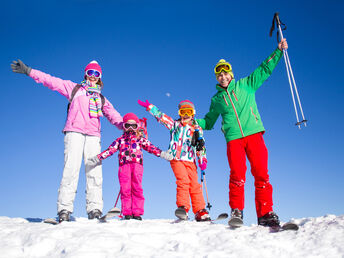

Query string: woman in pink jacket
[11,59,123,222]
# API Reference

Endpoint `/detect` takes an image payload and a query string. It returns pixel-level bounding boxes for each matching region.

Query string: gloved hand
[87,156,102,167]
[138,99,151,110]
[199,160,207,171]
[160,150,173,161]
[11,59,31,75]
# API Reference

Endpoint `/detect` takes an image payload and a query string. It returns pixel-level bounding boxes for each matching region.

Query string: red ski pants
[170,160,205,214]
[226,133,273,217]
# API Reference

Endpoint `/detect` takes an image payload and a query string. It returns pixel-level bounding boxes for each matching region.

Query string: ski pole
[270,12,308,129]
[201,170,212,210]
[114,190,121,208]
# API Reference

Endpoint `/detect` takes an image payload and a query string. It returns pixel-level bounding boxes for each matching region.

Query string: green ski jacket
[197,48,283,142]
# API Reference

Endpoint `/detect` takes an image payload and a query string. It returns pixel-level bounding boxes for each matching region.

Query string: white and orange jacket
[148,104,207,166]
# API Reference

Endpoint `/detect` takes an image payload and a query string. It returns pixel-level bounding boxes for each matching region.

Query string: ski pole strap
[201,170,205,182]
[269,12,286,42]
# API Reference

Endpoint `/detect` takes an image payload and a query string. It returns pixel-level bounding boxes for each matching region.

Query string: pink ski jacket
[29,69,123,137]
[97,131,162,166]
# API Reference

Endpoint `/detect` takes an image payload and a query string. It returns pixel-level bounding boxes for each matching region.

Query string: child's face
[179,108,194,124]
[123,120,138,132]
[216,71,232,88]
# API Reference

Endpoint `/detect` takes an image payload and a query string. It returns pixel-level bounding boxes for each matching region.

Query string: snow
[0,215,343,258]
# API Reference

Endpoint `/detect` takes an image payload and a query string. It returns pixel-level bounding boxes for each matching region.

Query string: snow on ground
[0,214,343,258]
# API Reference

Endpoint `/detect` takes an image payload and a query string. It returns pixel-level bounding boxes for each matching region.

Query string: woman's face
[86,75,99,84]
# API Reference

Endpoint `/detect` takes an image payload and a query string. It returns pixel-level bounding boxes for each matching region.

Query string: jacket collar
[216,79,235,92]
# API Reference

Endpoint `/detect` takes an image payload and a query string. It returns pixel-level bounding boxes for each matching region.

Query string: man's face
[216,71,232,88]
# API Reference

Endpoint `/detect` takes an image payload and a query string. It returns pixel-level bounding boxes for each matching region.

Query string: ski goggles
[178,108,194,117]
[85,69,101,78]
[214,64,232,74]
[124,123,138,129]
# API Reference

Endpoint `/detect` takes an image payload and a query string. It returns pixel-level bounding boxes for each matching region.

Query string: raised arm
[11,59,77,99]
[239,39,287,91]
[138,99,175,131]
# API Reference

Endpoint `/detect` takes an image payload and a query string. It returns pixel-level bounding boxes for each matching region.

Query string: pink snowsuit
[98,131,162,216]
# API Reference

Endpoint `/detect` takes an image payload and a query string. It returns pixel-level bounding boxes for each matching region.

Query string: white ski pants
[57,132,103,214]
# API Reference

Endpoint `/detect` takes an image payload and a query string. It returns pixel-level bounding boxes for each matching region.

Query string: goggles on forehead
[178,108,195,117]
[214,64,232,74]
[124,123,138,129]
[85,69,101,78]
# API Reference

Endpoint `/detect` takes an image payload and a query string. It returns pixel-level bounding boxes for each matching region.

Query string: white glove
[87,156,102,167]
[160,151,173,161]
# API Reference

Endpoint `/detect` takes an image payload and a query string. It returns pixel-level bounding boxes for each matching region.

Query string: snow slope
[0,214,343,258]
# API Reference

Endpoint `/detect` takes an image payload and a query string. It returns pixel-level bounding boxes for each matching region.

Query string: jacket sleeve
[102,98,123,130]
[148,104,175,131]
[97,138,120,160]
[29,69,77,99]
[239,48,283,91]
[140,138,162,157]
[196,97,220,130]
[196,126,207,166]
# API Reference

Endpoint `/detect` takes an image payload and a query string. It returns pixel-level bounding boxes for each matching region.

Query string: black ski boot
[228,208,244,227]
[124,215,133,220]
[258,211,280,227]
[132,215,142,220]
[58,209,71,223]
[88,209,102,220]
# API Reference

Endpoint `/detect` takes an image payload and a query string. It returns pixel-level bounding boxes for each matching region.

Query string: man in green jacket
[197,39,288,227]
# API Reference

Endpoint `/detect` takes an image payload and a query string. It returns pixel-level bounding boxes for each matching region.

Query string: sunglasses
[178,108,194,117]
[85,69,101,78]
[124,123,138,129]
[214,64,232,74]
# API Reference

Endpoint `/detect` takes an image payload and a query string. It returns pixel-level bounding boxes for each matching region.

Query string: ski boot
[123,215,133,220]
[88,209,102,220]
[132,215,142,220]
[258,211,280,227]
[175,206,188,220]
[228,208,243,228]
[58,209,71,223]
[195,209,211,222]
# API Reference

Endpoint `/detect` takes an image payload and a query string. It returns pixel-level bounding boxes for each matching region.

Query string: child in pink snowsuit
[88,113,172,220]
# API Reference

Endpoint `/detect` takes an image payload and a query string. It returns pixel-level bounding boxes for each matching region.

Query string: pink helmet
[123,113,139,124]
[85,60,102,78]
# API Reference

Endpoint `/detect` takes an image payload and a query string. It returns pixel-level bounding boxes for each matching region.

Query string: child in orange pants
[138,99,210,221]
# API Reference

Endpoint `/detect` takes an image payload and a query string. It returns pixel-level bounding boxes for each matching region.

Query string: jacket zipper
[225,90,245,137]
[223,95,229,106]
[250,107,258,123]
[232,90,238,101]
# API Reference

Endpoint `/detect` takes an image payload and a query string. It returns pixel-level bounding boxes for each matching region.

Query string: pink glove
[138,99,151,111]
[199,160,207,171]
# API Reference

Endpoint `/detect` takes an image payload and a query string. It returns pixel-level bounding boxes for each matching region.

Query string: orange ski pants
[170,160,205,214]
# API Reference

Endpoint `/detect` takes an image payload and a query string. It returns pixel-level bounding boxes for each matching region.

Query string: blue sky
[1,0,343,225]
